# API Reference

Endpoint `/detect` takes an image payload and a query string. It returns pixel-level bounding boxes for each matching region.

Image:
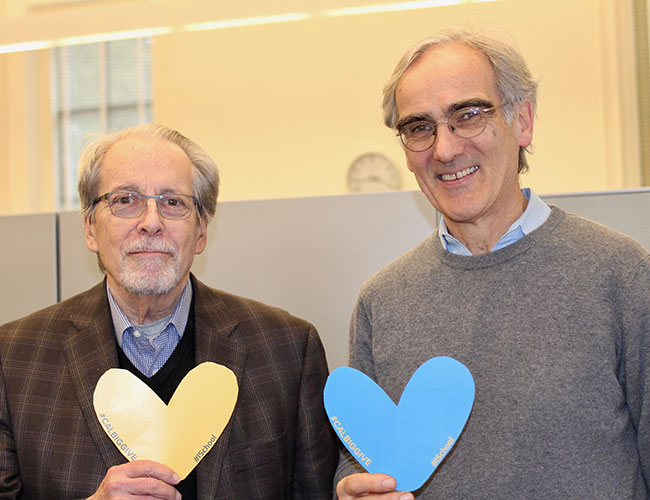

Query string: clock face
[347,153,400,193]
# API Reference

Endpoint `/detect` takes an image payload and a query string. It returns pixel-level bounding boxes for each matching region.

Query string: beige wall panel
[0,49,53,216]
[5,52,29,214]
[153,0,611,202]
[32,49,55,213]
[0,56,8,208]
[0,0,631,215]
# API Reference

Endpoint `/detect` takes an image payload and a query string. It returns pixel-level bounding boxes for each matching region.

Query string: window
[51,37,152,210]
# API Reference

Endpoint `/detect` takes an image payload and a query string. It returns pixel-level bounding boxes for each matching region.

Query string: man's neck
[107,276,189,325]
[445,191,529,255]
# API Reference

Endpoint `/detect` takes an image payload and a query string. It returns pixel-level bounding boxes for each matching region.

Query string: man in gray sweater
[335,28,650,499]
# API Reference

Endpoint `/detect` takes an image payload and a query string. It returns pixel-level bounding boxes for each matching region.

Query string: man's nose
[432,125,464,163]
[137,198,164,233]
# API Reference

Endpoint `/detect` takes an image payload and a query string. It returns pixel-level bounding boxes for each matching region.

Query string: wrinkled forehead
[99,134,194,193]
[396,43,500,116]
[103,134,186,163]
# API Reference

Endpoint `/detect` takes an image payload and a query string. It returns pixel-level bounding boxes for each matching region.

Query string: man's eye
[112,194,135,205]
[455,108,481,123]
[161,196,185,207]
[404,122,434,136]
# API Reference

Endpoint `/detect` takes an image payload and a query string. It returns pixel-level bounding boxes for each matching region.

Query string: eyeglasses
[397,103,509,152]
[92,191,200,220]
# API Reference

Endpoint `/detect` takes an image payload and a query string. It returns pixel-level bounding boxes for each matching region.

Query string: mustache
[123,239,177,256]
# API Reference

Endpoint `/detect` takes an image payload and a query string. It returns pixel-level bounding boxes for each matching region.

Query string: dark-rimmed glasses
[92,191,200,220]
[398,103,509,152]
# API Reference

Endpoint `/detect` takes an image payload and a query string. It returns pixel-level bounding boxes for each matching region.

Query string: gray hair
[382,28,538,174]
[78,124,219,222]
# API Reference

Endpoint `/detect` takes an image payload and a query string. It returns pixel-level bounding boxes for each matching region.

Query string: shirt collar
[438,188,551,255]
[108,280,193,347]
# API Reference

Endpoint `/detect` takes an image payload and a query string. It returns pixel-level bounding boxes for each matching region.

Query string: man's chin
[128,287,174,296]
[118,266,180,297]
[122,279,179,296]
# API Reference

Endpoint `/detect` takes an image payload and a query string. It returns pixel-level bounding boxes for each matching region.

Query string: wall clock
[346,153,400,193]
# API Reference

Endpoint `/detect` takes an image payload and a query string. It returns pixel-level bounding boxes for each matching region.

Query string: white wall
[152,0,638,201]
[0,0,642,215]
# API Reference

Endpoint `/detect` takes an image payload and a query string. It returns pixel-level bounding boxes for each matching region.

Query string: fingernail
[399,495,412,500]
[172,473,180,483]
[176,492,182,500]
[382,478,396,488]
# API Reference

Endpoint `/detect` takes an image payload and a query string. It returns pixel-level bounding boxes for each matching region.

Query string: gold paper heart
[93,362,238,479]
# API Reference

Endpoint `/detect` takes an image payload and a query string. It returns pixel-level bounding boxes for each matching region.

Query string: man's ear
[194,216,208,255]
[83,215,99,253]
[515,99,534,148]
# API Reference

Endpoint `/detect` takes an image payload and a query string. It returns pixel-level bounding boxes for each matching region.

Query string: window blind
[51,37,152,210]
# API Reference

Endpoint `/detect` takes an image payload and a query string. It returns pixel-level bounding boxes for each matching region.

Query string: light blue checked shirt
[438,188,551,255]
[108,281,192,377]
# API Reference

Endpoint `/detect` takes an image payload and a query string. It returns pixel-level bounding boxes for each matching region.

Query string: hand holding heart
[324,356,474,492]
[336,473,414,500]
[87,460,182,500]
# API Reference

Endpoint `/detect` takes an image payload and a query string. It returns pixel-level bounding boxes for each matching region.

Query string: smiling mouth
[439,165,479,181]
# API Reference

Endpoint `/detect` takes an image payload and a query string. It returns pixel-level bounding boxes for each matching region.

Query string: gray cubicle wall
[542,189,650,250]
[4,189,650,369]
[58,191,437,369]
[0,213,58,325]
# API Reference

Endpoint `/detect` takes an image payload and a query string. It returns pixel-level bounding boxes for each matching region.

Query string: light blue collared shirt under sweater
[438,188,551,256]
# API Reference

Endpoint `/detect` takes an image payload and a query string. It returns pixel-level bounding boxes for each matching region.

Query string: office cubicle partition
[0,213,58,325]
[57,191,436,369]
[2,189,649,368]
[543,190,650,250]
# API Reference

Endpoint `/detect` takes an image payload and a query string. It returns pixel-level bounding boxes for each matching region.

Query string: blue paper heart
[324,356,474,492]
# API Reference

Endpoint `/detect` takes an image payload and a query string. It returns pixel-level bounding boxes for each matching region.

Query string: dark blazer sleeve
[292,324,338,498]
[192,279,339,499]
[0,364,21,498]
[0,284,121,500]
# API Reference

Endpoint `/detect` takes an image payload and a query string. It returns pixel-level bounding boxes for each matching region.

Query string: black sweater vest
[117,308,198,500]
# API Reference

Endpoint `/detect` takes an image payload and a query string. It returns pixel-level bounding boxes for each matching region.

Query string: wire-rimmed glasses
[398,103,509,152]
[92,191,200,220]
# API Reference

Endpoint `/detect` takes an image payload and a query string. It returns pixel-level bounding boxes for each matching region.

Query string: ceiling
[0,0,495,49]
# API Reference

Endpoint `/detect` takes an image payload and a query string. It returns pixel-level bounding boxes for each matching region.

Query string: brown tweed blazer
[0,276,338,499]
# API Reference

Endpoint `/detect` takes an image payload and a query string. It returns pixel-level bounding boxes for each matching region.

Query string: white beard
[117,240,180,296]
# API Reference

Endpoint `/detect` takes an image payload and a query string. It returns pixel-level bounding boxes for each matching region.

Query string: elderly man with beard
[0,124,337,500]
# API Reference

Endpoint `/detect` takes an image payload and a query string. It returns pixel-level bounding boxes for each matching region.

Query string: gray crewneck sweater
[335,207,650,499]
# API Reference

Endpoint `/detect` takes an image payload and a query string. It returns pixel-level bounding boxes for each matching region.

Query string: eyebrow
[396,98,497,130]
[106,184,140,194]
[109,186,178,195]
[447,98,495,113]
[396,113,433,131]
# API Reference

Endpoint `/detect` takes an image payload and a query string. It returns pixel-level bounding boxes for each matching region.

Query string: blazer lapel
[192,278,247,500]
[59,278,249,496]
[62,283,125,468]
